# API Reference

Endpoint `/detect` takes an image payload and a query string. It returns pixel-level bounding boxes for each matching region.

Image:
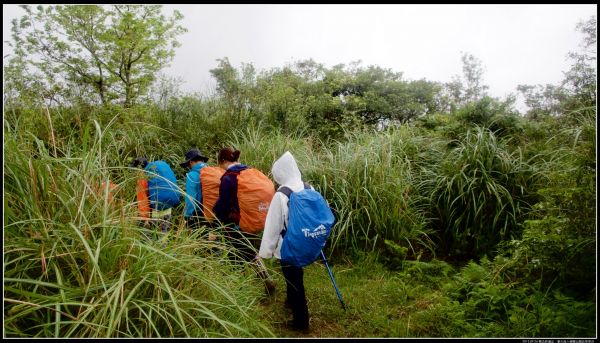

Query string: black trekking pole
[320,250,346,311]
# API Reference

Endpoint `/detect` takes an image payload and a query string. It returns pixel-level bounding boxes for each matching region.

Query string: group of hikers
[127,148,336,333]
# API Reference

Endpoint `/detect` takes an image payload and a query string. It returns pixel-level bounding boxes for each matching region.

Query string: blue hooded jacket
[184,162,207,218]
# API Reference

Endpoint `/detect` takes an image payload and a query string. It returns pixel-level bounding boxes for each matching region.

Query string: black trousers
[224,227,259,263]
[280,260,309,330]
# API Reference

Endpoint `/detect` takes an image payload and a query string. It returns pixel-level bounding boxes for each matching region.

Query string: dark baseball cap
[180,149,208,168]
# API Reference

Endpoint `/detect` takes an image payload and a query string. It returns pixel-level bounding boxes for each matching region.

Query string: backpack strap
[277,182,310,237]
[277,182,311,198]
[222,166,253,180]
[277,186,293,199]
[222,169,240,178]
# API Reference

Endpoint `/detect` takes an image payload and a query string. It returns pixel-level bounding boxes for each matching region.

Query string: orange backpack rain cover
[200,166,225,222]
[237,168,275,233]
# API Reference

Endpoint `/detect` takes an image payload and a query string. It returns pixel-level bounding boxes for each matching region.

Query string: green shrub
[442,258,596,337]
[494,109,596,297]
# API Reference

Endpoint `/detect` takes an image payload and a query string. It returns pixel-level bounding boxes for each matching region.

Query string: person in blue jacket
[180,149,209,230]
[131,157,180,237]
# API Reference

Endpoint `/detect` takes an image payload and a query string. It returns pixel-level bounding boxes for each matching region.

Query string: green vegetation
[3,6,595,338]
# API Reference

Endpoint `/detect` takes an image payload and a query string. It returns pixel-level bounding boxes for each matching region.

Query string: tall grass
[311,127,436,257]
[417,126,544,258]
[227,126,436,260]
[5,100,594,337]
[3,117,274,338]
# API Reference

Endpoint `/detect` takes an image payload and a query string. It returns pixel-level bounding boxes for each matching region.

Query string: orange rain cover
[136,178,150,218]
[237,168,275,233]
[97,180,118,201]
[200,166,225,222]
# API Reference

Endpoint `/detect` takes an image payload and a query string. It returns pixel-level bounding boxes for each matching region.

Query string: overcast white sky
[3,4,597,110]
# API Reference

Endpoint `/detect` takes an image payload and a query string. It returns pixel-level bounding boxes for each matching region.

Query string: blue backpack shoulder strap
[277,182,311,198]
[277,186,292,236]
[277,182,311,236]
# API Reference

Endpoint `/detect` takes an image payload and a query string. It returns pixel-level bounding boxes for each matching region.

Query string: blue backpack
[279,183,336,267]
[145,161,181,211]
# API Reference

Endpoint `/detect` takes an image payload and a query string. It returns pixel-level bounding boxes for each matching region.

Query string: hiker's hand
[208,232,217,241]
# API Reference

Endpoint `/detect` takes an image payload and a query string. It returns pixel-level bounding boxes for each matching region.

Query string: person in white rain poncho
[259,151,311,333]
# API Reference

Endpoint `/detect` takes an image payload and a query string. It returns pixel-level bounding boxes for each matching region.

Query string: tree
[147,73,185,111]
[293,59,325,82]
[209,57,257,121]
[517,16,596,117]
[3,54,49,108]
[440,75,464,113]
[7,4,186,107]
[461,52,489,103]
[442,52,489,111]
[207,59,443,135]
[108,5,186,107]
[516,84,566,119]
[561,16,596,110]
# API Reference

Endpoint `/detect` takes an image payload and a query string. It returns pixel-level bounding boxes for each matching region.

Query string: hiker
[258,151,335,333]
[131,157,180,237]
[180,149,210,230]
[180,148,224,241]
[213,147,276,296]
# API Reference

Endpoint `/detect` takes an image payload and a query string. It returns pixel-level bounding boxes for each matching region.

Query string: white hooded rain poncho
[258,151,311,259]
